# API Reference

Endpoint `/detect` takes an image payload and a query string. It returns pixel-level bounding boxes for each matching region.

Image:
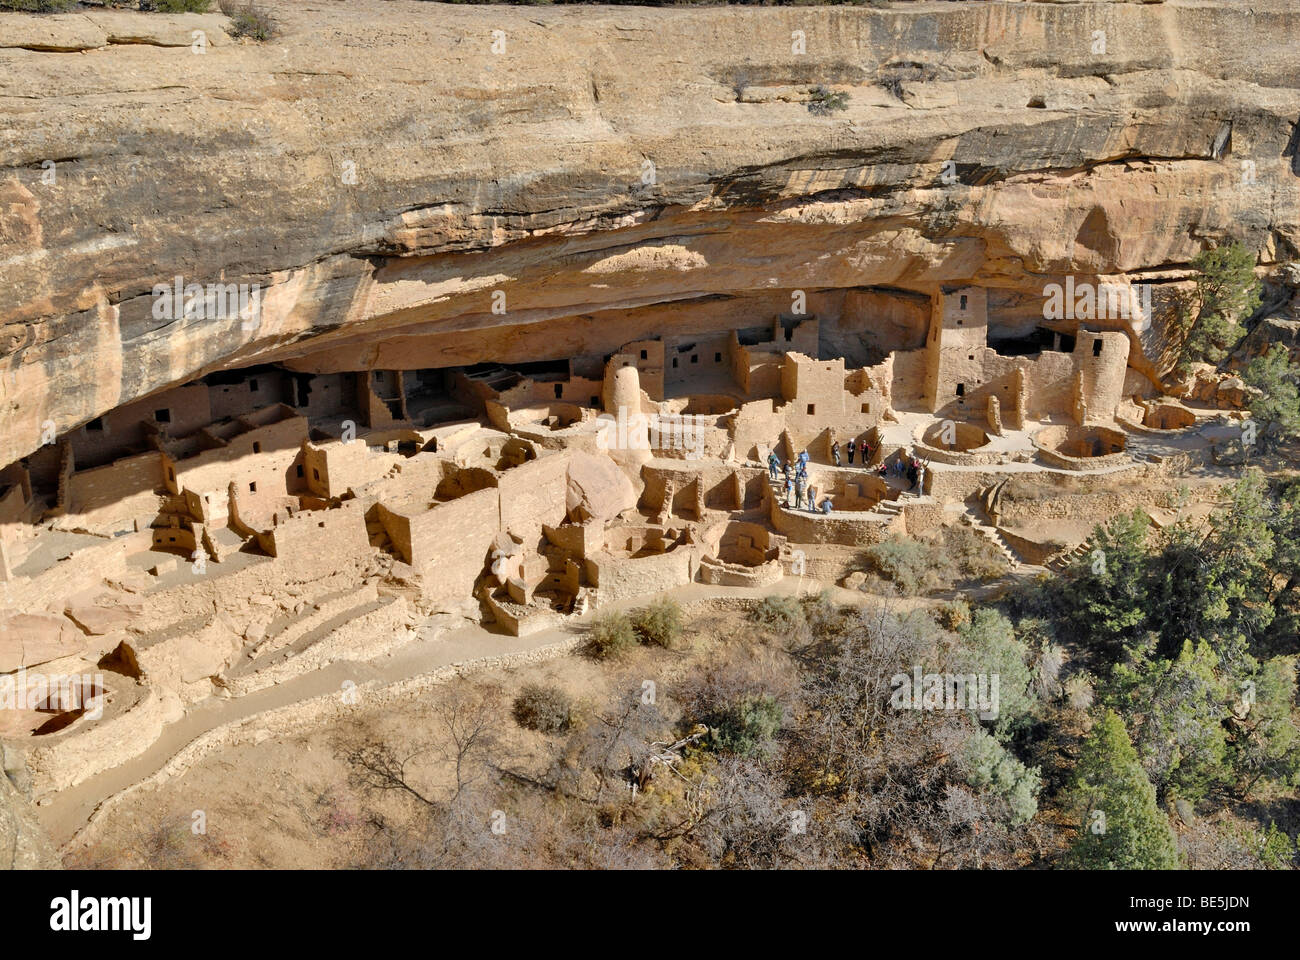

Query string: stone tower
[923,285,989,413]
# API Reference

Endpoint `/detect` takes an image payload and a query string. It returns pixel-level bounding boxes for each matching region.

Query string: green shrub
[749,595,804,634]
[862,536,940,595]
[807,84,850,116]
[150,0,211,12]
[511,683,572,734]
[799,589,840,635]
[709,694,784,758]
[631,597,683,649]
[588,611,636,660]
[863,529,1009,596]
[941,526,1010,581]
[220,0,275,40]
[962,727,1042,827]
[935,599,972,632]
[0,0,79,11]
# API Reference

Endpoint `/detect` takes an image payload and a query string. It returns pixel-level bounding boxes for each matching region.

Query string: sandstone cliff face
[2,0,1299,468]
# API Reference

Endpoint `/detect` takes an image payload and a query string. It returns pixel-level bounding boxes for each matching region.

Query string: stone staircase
[957,508,1048,574]
[1047,541,1091,572]
[875,498,904,519]
[965,517,1021,568]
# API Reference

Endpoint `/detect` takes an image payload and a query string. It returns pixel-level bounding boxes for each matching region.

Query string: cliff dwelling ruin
[1,0,1298,879]
[0,277,1261,794]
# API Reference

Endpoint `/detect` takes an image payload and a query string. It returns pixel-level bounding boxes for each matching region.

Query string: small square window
[250,379,259,392]
[87,417,104,432]
[968,355,975,361]
[252,441,261,453]
[296,465,304,478]
[861,403,870,414]
[956,383,965,397]
[714,352,722,363]
[249,481,257,493]
[690,354,698,364]
[155,408,171,423]
[590,396,599,407]
[640,350,647,360]
[806,403,816,415]
[672,358,678,368]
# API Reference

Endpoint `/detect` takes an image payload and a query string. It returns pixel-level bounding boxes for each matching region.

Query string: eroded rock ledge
[2,0,1299,469]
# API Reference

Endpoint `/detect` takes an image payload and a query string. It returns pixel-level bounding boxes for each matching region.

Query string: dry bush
[219,0,275,41]
[631,597,684,649]
[588,611,637,659]
[512,682,572,734]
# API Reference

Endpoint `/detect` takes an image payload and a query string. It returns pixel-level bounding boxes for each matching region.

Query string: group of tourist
[878,455,928,493]
[830,436,875,467]
[767,448,833,514]
[767,439,931,511]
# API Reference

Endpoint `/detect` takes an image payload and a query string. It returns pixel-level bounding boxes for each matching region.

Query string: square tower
[924,286,989,413]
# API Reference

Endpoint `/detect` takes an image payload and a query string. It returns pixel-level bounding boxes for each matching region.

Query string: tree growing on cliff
[1242,343,1300,452]
[1174,242,1262,373]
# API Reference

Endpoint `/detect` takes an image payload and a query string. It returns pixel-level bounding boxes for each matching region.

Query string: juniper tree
[1175,242,1261,373]
[1102,640,1231,804]
[1065,710,1181,869]
[1059,511,1151,663]
[1242,343,1300,452]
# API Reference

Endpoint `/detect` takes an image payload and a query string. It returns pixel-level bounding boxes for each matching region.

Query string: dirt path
[37,578,854,848]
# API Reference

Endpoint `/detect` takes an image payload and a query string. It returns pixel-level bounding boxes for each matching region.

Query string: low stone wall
[227,597,414,697]
[903,501,949,536]
[913,440,1011,467]
[1034,446,1131,471]
[698,556,783,587]
[768,497,896,546]
[25,686,184,797]
[1033,424,1129,471]
[998,526,1066,565]
[588,548,695,605]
